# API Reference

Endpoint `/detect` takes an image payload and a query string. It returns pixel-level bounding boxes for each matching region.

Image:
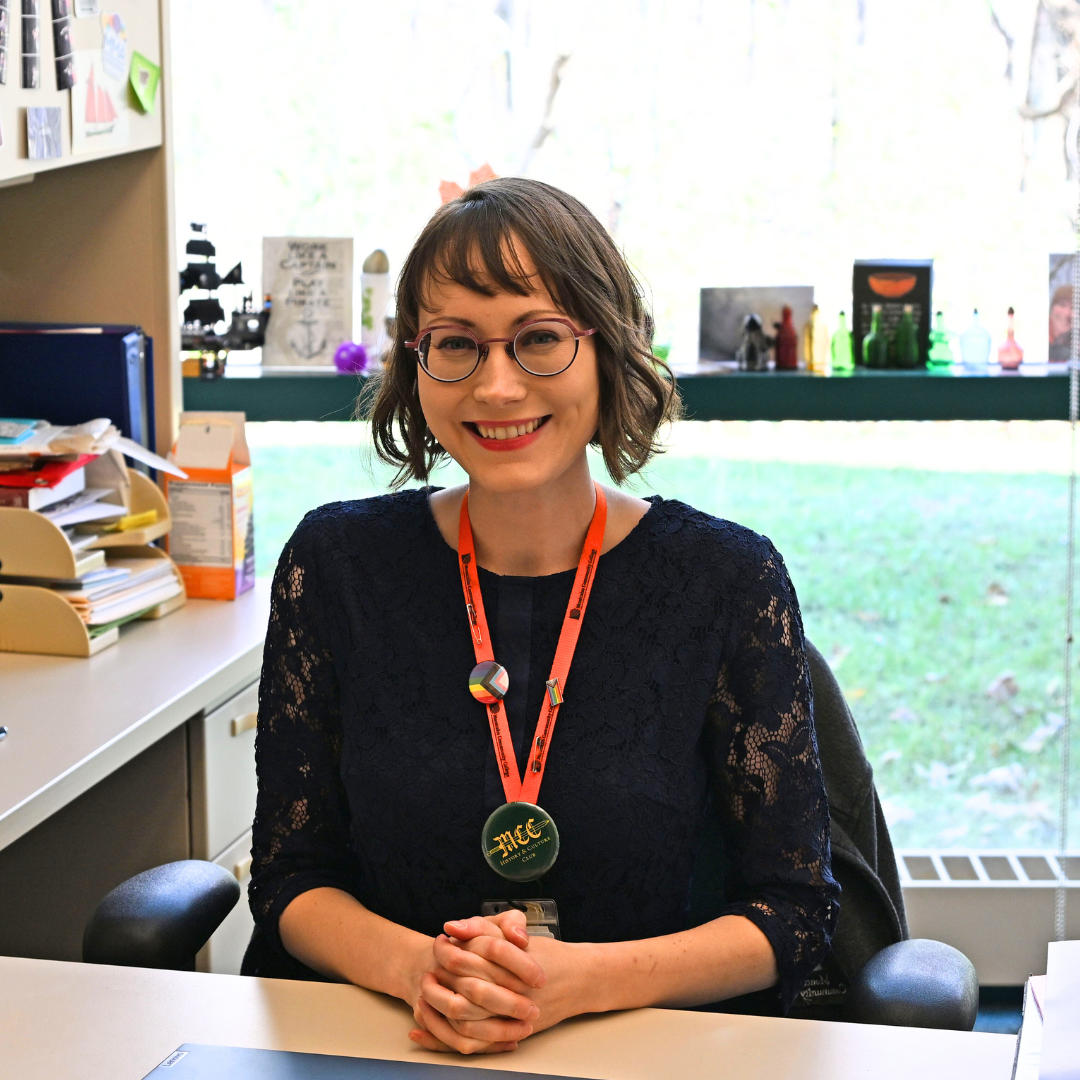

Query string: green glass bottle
[831,311,854,371]
[927,310,955,368]
[892,304,919,368]
[862,305,888,369]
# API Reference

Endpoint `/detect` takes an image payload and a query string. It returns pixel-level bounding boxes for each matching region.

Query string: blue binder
[144,1045,593,1080]
[0,321,156,450]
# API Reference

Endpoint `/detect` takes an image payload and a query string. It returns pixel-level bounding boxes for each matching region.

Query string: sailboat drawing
[84,64,117,136]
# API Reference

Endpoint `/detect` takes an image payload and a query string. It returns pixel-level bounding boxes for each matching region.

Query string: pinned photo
[20,13,38,53]
[73,0,97,13]
[54,48,73,87]
[21,50,38,88]
[51,12,70,56]
[99,9,125,80]
[128,49,159,112]
[26,105,62,159]
[71,47,129,153]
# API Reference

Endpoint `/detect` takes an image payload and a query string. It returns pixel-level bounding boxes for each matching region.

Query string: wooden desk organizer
[0,471,186,657]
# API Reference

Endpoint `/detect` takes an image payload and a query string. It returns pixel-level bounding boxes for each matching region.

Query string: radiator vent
[896,848,1080,985]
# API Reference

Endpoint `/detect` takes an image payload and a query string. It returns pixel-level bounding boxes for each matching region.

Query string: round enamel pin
[481,801,560,881]
[469,660,509,704]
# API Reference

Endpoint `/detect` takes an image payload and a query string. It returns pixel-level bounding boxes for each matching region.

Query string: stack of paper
[41,487,127,528]
[0,417,185,477]
[1040,939,1080,1080]
[54,557,183,626]
[1011,939,1080,1080]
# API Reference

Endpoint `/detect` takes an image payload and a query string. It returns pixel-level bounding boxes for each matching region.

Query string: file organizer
[0,470,185,657]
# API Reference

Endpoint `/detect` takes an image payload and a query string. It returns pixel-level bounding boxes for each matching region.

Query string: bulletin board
[0,0,162,184]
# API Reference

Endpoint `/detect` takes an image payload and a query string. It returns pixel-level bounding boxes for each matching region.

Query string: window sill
[181,365,1070,422]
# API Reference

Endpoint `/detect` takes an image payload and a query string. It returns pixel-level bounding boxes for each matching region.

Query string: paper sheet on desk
[1015,979,1045,1080]
[1040,940,1080,1080]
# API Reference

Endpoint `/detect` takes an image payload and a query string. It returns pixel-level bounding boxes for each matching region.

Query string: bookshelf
[0,0,179,454]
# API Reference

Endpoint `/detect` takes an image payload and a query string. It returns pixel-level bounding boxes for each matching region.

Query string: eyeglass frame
[405,318,598,383]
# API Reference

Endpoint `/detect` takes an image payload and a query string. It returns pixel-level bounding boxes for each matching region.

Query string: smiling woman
[369,178,677,490]
[247,177,840,1055]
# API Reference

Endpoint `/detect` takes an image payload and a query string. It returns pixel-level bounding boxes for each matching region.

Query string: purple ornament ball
[334,341,369,374]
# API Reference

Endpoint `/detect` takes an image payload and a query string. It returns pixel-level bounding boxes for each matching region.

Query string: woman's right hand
[407,912,545,1054]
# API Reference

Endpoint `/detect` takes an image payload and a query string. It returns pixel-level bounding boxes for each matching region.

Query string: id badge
[481,898,561,940]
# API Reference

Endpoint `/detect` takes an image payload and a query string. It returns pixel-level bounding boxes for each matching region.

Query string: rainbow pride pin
[469,660,509,704]
[545,678,563,707]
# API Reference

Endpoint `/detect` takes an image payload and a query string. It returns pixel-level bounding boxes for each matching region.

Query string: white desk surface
[0,957,1015,1080]
[0,581,270,851]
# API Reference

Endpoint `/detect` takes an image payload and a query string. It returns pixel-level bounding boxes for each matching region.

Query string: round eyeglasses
[406,318,598,383]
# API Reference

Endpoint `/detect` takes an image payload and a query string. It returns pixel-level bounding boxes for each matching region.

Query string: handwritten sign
[261,237,353,367]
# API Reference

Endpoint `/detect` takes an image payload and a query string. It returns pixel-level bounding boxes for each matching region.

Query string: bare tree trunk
[1019,0,1079,186]
[519,54,571,174]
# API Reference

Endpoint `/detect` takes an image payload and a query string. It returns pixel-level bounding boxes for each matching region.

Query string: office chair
[83,640,978,1031]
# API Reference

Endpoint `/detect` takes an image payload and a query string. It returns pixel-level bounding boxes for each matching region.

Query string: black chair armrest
[83,860,240,971]
[847,938,978,1030]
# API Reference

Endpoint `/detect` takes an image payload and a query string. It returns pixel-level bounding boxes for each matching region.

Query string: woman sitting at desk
[248,178,839,1055]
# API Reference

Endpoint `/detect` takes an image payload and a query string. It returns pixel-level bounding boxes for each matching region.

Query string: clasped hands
[408,909,581,1055]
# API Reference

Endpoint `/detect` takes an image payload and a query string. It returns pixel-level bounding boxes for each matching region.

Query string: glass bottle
[774,305,798,370]
[892,305,919,368]
[959,309,991,367]
[831,311,854,371]
[862,305,888,369]
[927,310,955,368]
[805,305,831,374]
[997,307,1024,370]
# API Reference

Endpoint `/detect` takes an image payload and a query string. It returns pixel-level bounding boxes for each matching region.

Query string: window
[174,1,1078,851]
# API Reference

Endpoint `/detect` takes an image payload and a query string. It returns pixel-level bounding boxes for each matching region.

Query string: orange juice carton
[164,411,255,600]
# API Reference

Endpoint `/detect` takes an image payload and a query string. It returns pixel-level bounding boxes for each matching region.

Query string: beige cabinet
[200,830,255,975]
[188,679,260,974]
[189,681,260,863]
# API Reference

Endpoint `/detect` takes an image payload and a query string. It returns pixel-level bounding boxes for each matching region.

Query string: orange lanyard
[457,482,607,805]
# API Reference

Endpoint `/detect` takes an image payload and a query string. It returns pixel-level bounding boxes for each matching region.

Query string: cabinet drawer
[199,830,255,975]
[197,680,259,860]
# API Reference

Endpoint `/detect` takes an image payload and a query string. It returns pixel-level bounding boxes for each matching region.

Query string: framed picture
[1049,254,1074,363]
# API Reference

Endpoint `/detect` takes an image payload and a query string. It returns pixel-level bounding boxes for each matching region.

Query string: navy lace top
[249,489,840,1010]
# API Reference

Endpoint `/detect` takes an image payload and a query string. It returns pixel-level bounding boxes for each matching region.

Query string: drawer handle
[231,712,258,737]
[233,855,253,881]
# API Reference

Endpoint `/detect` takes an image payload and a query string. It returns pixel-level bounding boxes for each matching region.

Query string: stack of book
[0,420,188,657]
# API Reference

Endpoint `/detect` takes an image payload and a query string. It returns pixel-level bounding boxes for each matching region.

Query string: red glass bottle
[775,305,798,370]
[997,307,1024,370]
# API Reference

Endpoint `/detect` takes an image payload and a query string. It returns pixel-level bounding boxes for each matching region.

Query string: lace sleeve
[705,539,840,1012]
[248,519,358,952]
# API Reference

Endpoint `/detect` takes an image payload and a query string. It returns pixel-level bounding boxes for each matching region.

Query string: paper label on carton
[173,423,235,470]
[167,481,233,566]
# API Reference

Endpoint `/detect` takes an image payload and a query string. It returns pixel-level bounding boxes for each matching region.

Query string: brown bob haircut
[366,177,680,487]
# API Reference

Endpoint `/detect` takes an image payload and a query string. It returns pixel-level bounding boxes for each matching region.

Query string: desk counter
[0,583,270,851]
[0,957,1015,1080]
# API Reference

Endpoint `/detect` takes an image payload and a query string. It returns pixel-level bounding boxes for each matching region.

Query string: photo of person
[1049,253,1074,362]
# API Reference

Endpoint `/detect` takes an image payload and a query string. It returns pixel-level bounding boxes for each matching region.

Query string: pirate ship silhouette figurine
[179,223,272,379]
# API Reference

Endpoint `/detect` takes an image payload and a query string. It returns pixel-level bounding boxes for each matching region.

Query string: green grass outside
[247,424,1076,850]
